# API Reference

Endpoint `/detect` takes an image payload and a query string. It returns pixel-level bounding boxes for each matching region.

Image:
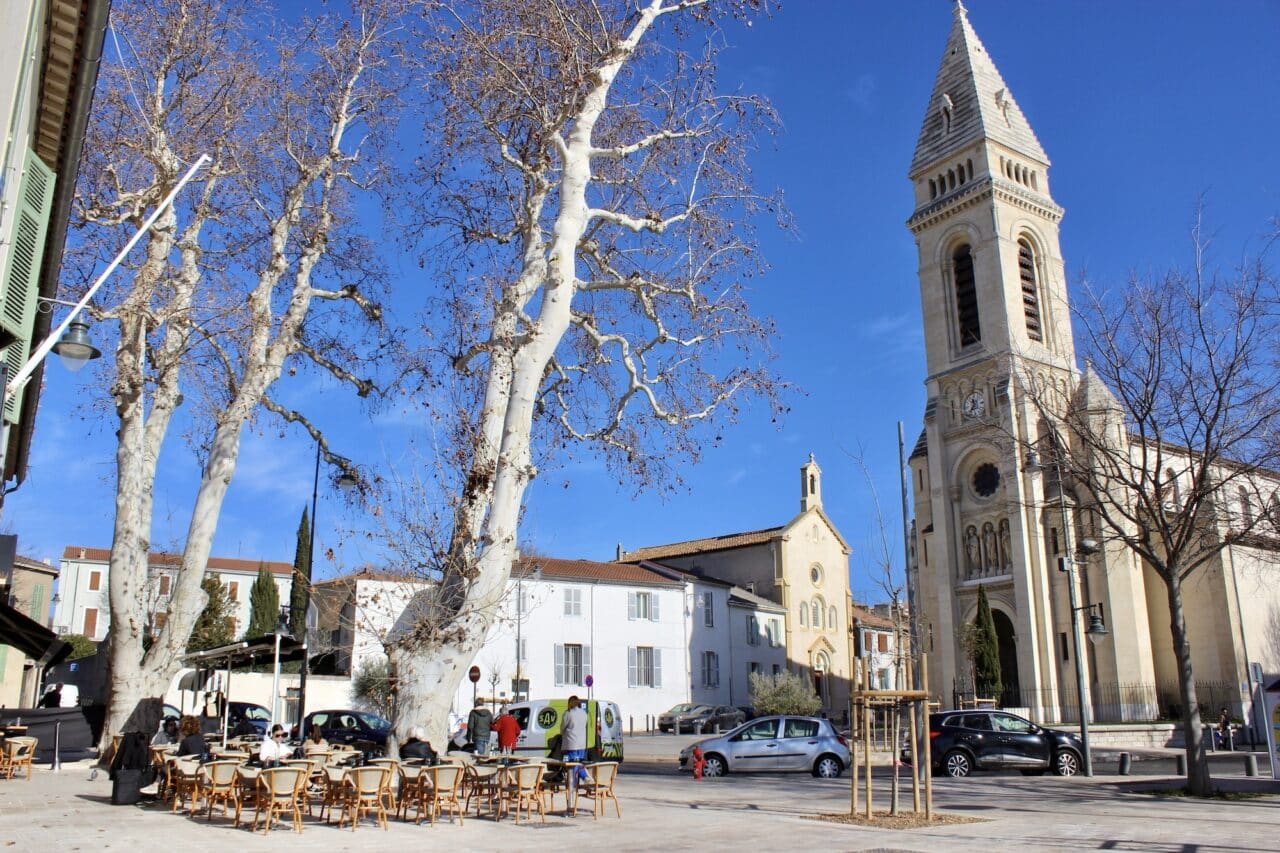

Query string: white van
[502,698,624,762]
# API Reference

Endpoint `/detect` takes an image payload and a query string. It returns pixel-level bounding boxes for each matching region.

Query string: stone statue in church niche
[998,518,1012,570]
[965,525,980,573]
[982,521,998,570]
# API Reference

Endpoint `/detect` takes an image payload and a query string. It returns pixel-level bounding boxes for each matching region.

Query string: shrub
[749,670,822,716]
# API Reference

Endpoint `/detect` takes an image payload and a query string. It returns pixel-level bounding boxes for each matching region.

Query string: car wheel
[943,750,972,778]
[702,753,727,778]
[813,754,843,779]
[1053,749,1081,777]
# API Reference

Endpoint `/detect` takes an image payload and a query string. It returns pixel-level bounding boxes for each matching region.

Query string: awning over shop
[0,600,70,668]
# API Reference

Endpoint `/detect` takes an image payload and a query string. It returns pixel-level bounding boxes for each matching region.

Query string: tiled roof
[910,3,1048,177]
[514,557,681,587]
[62,546,294,576]
[850,603,897,631]
[14,554,57,575]
[621,526,785,562]
[313,567,428,587]
[728,586,786,614]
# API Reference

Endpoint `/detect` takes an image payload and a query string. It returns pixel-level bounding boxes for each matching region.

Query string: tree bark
[1165,570,1212,795]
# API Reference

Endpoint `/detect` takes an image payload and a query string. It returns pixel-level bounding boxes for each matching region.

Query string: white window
[516,587,530,615]
[628,591,659,622]
[768,619,781,647]
[628,646,661,688]
[746,615,760,646]
[554,643,590,686]
[563,587,582,617]
[701,650,720,687]
[703,592,714,627]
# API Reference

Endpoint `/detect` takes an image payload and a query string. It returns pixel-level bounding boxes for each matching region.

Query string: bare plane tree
[67,0,406,743]
[387,0,783,746]
[1014,219,1280,796]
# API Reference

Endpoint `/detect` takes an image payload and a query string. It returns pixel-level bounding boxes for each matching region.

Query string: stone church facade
[905,4,1280,727]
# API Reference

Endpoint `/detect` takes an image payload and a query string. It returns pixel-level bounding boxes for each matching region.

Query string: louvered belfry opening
[1018,239,1043,342]
[953,244,981,346]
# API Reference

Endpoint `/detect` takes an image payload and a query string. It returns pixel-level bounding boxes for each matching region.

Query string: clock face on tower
[962,391,986,419]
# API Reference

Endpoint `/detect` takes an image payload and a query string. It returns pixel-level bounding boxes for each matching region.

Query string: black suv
[301,709,392,749]
[904,710,1084,777]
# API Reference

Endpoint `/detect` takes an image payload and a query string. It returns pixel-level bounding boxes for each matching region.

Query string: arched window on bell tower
[1018,238,1043,343]
[953,244,981,346]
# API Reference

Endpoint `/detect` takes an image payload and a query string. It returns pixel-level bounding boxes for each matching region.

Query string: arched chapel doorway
[992,609,1020,706]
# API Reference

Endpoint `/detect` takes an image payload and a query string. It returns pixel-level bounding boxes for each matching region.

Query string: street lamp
[295,439,358,729]
[270,610,293,726]
[1025,448,1104,777]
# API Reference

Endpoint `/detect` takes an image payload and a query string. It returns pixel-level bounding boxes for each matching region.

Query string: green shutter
[1,149,56,423]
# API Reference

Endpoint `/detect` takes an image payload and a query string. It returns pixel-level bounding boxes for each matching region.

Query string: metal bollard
[629,716,634,737]
[51,717,62,768]
[1244,754,1258,777]
[1118,752,1131,776]
[1175,753,1187,775]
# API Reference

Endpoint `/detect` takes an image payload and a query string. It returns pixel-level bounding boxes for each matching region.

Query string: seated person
[175,715,206,757]
[302,724,329,755]
[231,716,260,739]
[400,727,437,764]
[152,718,180,747]
[258,724,290,767]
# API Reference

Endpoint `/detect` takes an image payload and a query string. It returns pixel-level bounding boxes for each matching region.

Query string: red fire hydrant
[691,745,706,780]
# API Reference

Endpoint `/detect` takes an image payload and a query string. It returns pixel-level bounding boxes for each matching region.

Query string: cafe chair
[250,766,306,834]
[577,762,621,819]
[462,763,501,817]
[338,765,392,831]
[197,760,240,820]
[168,758,201,814]
[0,737,38,780]
[397,763,431,823]
[421,764,464,826]
[499,763,546,824]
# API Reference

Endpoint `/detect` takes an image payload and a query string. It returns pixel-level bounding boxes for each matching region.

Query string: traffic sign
[468,665,481,683]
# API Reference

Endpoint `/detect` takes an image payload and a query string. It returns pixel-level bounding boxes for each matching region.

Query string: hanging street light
[50,319,102,372]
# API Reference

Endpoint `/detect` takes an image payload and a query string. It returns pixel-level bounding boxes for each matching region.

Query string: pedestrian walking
[467,700,494,756]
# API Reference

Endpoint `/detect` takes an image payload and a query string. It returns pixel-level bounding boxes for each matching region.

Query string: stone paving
[0,737,1275,852]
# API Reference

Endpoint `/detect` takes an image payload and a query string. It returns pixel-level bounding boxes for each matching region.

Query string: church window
[972,463,1000,497]
[929,179,937,199]
[799,603,807,627]
[810,564,823,586]
[1059,632,1069,661]
[1030,170,1038,190]
[966,158,974,180]
[1050,527,1060,554]
[811,599,822,629]
[829,606,838,630]
[1018,238,1043,342]
[1239,487,1253,526]
[953,245,981,346]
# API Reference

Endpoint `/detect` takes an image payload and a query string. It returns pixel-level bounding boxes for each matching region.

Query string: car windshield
[690,705,713,715]
[357,712,390,729]
[242,706,270,721]
[667,704,698,714]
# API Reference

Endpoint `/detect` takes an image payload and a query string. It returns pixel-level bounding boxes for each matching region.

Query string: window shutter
[627,592,637,620]
[653,648,663,687]
[563,588,571,616]
[554,644,565,686]
[650,593,660,622]
[1,149,55,423]
[627,647,637,687]
[700,652,708,687]
[712,652,719,687]
[582,645,592,682]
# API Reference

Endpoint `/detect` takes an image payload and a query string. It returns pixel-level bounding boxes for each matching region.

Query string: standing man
[467,699,494,756]
[493,705,522,756]
[561,695,590,793]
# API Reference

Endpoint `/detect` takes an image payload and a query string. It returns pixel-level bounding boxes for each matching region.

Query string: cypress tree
[289,508,311,638]
[188,576,235,652]
[972,584,1002,699]
[246,563,280,638]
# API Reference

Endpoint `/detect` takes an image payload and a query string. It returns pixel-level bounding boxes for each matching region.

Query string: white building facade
[53,546,294,642]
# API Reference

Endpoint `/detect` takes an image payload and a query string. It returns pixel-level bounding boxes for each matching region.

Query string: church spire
[910,3,1048,178]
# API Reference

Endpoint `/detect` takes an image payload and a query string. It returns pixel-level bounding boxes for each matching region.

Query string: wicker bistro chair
[462,763,501,818]
[397,764,431,823]
[248,766,307,834]
[338,765,392,831]
[420,764,465,826]
[168,758,202,813]
[576,762,621,819]
[0,737,38,780]
[498,763,546,824]
[196,760,241,821]
[367,758,400,813]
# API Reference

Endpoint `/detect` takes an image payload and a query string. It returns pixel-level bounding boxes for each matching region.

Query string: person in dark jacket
[467,701,493,756]
[175,715,206,757]
[400,727,438,764]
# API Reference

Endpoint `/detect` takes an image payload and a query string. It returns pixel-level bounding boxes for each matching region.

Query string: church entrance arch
[992,609,1020,706]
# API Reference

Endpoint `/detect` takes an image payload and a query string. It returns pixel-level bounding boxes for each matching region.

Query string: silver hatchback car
[678,715,851,778]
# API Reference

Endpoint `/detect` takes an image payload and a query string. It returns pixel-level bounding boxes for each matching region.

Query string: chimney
[615,543,624,561]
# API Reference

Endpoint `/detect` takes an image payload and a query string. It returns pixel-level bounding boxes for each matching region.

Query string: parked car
[659,703,743,734]
[658,703,703,733]
[301,709,392,749]
[736,705,758,722]
[678,715,851,778]
[904,710,1084,777]
[226,701,271,735]
[502,698,624,761]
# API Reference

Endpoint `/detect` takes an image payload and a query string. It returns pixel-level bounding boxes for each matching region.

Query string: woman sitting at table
[302,725,329,755]
[259,724,290,767]
[175,715,206,757]
[400,727,437,765]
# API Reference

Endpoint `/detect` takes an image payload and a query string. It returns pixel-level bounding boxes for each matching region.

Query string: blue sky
[7,1,1279,604]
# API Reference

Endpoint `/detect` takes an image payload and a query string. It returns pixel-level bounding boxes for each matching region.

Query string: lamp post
[0,154,208,482]
[1026,448,1108,776]
[271,609,292,726]
[296,439,357,729]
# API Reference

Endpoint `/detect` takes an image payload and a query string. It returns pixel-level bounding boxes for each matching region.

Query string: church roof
[910,1,1049,177]
[621,525,785,562]
[1072,363,1123,414]
[909,428,928,460]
